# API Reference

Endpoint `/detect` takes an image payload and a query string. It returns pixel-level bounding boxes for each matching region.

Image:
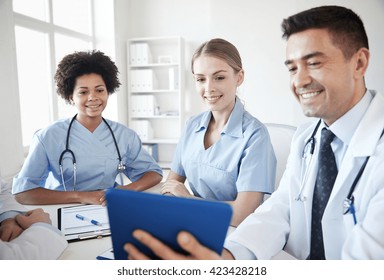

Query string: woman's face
[193,55,243,114]
[71,73,109,121]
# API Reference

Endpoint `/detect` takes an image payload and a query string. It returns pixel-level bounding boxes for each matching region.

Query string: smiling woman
[11,50,163,206]
[161,38,277,227]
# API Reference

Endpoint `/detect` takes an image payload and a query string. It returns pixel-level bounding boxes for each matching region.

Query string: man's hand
[0,218,24,241]
[15,208,51,230]
[124,229,232,260]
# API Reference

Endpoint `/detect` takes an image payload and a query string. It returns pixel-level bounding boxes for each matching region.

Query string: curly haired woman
[12,50,162,205]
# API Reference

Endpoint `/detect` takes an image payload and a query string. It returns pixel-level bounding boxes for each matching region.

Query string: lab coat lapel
[327,91,384,206]
[322,91,384,258]
[296,122,321,253]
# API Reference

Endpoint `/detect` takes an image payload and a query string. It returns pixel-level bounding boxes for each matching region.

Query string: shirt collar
[329,90,373,145]
[223,97,244,137]
[195,96,244,138]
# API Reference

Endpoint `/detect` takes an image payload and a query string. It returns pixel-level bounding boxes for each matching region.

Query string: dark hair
[54,50,121,102]
[191,38,242,74]
[281,5,369,60]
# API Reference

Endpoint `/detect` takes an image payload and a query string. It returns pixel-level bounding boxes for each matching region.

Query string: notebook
[105,188,233,260]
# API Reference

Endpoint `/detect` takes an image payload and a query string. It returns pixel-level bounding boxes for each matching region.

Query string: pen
[75,214,103,226]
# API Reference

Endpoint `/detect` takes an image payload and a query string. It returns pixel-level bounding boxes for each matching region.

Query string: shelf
[127,36,184,165]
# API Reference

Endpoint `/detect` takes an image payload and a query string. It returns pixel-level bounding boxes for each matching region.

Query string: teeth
[301,91,321,99]
[205,96,220,101]
[87,105,100,108]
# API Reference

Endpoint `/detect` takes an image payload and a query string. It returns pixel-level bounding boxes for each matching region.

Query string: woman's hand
[161,179,192,197]
[79,190,106,205]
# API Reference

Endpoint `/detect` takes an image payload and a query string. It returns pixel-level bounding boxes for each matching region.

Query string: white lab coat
[226,90,384,259]
[0,193,68,259]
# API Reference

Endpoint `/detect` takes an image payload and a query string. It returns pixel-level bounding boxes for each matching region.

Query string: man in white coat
[0,178,67,259]
[123,5,384,260]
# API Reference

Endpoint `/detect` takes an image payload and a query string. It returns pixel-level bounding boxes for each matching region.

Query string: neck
[210,99,236,129]
[76,115,103,132]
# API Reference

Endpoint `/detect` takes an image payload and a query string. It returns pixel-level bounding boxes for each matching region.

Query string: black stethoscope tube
[300,119,384,225]
[59,114,125,191]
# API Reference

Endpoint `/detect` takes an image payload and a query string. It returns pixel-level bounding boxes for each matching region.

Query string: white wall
[1,0,383,179]
[116,0,384,126]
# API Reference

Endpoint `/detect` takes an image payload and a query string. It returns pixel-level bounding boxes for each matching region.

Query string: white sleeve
[0,193,27,214]
[0,223,68,260]
[0,193,27,223]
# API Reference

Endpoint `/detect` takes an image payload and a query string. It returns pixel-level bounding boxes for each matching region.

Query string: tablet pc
[105,188,233,260]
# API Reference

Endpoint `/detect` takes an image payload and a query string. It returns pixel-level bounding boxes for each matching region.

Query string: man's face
[285,28,362,126]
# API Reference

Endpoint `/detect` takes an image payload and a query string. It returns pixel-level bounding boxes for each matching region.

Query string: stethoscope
[295,119,321,202]
[295,119,384,225]
[59,114,126,191]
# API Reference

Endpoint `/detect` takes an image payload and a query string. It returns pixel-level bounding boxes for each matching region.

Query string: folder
[105,188,233,260]
[58,204,110,242]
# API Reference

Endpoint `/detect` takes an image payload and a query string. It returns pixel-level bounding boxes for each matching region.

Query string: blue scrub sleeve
[236,126,276,194]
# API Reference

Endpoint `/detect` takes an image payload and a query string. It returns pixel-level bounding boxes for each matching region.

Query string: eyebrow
[76,84,105,89]
[284,51,326,66]
[194,70,228,76]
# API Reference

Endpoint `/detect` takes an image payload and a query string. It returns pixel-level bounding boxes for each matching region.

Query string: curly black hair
[54,50,121,103]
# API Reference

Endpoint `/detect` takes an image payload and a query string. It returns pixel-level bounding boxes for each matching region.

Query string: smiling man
[124,5,384,260]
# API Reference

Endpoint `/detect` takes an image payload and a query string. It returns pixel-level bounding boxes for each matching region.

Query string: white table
[27,183,294,260]
[26,184,164,260]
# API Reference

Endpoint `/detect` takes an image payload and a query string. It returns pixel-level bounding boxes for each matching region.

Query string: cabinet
[127,36,185,168]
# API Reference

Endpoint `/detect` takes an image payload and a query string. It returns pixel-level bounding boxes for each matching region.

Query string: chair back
[265,123,297,190]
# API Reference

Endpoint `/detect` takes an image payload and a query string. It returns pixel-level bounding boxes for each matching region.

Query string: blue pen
[75,214,103,226]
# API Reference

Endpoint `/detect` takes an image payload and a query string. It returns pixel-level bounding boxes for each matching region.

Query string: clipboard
[58,204,111,242]
[105,188,233,260]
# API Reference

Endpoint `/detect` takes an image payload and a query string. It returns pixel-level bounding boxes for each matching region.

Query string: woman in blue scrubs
[12,50,162,205]
[161,39,276,226]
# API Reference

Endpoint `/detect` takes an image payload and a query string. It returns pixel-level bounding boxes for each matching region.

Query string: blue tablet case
[105,188,233,260]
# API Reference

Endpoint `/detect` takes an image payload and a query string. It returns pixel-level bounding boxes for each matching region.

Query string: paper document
[58,204,110,242]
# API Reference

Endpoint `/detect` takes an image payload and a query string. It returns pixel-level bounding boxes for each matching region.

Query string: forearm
[227,192,264,227]
[14,188,86,205]
[121,172,162,192]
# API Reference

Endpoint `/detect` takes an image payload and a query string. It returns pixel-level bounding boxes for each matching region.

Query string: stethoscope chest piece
[343,196,354,214]
[117,162,126,173]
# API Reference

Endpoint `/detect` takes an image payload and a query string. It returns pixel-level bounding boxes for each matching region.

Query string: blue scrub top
[12,118,162,193]
[171,97,276,201]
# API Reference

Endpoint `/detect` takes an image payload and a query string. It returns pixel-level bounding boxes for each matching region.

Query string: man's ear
[354,47,370,79]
